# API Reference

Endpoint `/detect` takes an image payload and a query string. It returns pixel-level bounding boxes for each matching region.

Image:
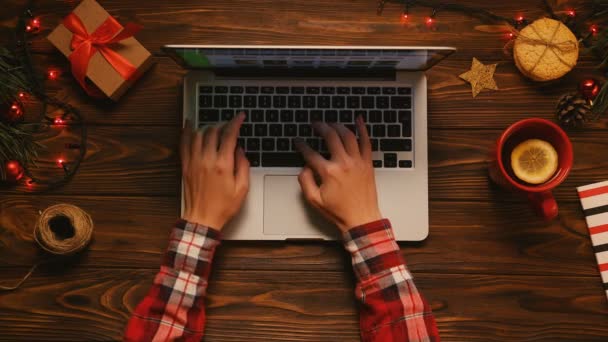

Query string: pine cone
[556,93,592,127]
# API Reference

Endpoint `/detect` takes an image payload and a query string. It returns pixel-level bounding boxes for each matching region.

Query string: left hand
[180,113,250,229]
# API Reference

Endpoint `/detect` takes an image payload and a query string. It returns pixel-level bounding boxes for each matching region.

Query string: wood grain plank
[1,0,596,61]
[0,196,600,277]
[19,54,607,129]
[1,268,607,341]
[1,126,605,203]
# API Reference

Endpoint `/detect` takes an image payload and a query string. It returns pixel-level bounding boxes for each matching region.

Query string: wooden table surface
[1,0,608,340]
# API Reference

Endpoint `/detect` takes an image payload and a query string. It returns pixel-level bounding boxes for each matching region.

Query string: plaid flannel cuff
[162,219,222,277]
[342,219,406,280]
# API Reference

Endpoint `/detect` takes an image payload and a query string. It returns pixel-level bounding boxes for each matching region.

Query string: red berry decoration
[3,160,25,183]
[579,79,601,102]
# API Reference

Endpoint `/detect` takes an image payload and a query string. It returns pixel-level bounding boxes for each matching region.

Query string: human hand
[295,116,382,232]
[180,113,250,230]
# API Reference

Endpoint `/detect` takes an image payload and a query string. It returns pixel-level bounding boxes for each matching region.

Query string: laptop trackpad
[263,175,336,239]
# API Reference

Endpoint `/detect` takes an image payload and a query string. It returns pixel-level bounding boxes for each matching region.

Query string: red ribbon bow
[63,13,142,97]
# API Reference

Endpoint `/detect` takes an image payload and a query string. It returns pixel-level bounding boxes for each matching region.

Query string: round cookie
[513,18,579,81]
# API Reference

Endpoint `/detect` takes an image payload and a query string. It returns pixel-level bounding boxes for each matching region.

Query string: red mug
[488,118,573,220]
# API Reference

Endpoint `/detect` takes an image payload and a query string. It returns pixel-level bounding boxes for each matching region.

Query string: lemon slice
[510,139,558,184]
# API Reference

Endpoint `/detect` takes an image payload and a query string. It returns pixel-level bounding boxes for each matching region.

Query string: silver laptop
[163,45,455,241]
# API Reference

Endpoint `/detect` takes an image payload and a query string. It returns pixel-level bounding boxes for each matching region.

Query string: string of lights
[3,1,88,192]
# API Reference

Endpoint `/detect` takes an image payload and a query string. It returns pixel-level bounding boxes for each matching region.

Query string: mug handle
[527,191,558,221]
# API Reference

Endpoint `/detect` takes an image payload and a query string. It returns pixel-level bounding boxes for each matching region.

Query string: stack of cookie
[513,18,579,82]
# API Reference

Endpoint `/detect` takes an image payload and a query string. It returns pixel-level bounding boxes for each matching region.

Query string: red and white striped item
[577,180,608,301]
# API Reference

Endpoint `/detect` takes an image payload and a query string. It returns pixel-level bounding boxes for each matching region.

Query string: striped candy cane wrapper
[577,180,608,301]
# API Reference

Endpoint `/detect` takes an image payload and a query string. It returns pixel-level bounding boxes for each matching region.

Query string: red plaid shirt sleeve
[124,219,221,342]
[343,218,439,342]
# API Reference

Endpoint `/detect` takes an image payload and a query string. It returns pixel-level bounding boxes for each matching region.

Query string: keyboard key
[259,95,272,108]
[352,87,366,94]
[391,96,411,109]
[230,86,244,94]
[251,110,264,122]
[397,87,411,95]
[199,95,213,108]
[337,87,350,94]
[339,110,353,123]
[376,96,389,109]
[276,86,290,94]
[318,96,331,108]
[369,110,382,123]
[398,110,412,137]
[284,124,298,136]
[199,86,213,94]
[367,87,381,94]
[310,110,323,122]
[246,86,259,94]
[366,124,372,135]
[322,87,335,94]
[214,95,228,108]
[288,96,301,108]
[247,138,260,151]
[237,138,245,149]
[246,152,260,167]
[399,160,412,168]
[291,86,305,94]
[295,110,308,122]
[373,160,382,168]
[273,96,287,108]
[215,86,228,93]
[266,110,279,122]
[269,124,282,136]
[303,96,316,108]
[332,96,346,108]
[299,124,312,137]
[384,110,397,122]
[262,152,305,167]
[380,139,412,151]
[325,110,338,123]
[384,153,397,168]
[382,87,396,95]
[254,124,268,136]
[277,138,290,151]
[387,124,400,137]
[373,125,386,137]
[199,109,219,122]
[371,138,379,151]
[354,110,367,122]
[347,96,360,109]
[244,95,257,108]
[221,109,235,121]
[238,110,249,121]
[262,138,275,151]
[280,110,294,122]
[306,87,320,94]
[306,138,319,151]
[362,96,374,109]
[261,86,274,94]
[240,124,253,136]
[229,96,242,108]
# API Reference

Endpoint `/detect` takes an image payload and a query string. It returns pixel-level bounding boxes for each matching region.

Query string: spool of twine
[0,203,94,291]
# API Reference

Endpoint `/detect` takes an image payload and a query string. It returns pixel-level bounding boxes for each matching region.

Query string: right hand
[295,116,382,232]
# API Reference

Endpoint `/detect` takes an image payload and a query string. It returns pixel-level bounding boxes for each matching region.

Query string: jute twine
[0,204,94,291]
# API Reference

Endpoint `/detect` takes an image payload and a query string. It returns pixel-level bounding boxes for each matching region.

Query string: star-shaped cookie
[459,58,498,97]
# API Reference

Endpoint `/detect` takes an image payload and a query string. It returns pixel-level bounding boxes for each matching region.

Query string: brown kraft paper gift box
[47,0,153,101]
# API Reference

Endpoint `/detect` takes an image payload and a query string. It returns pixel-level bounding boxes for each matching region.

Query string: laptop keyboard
[198,84,413,168]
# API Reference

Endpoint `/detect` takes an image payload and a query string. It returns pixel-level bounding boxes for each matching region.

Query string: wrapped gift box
[47,0,153,100]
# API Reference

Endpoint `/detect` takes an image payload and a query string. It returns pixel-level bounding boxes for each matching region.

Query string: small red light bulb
[590,24,599,35]
[32,18,40,26]
[516,15,524,22]
[26,178,34,187]
[54,117,64,125]
[56,158,65,167]
[426,17,434,24]
[48,69,58,80]
[18,91,26,98]
[567,10,575,17]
